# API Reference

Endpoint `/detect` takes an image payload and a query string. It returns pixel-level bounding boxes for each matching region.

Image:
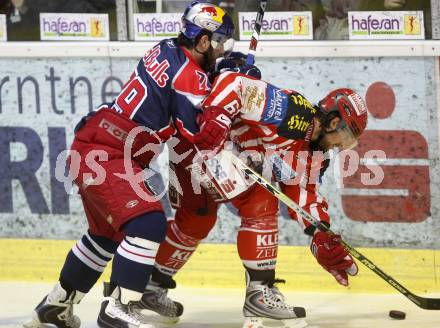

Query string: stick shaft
[246,0,267,65]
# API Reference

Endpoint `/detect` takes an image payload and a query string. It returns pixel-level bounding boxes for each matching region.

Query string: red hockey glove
[311,231,358,286]
[193,106,232,156]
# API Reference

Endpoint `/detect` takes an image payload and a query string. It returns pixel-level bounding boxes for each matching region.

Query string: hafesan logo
[90,19,103,37]
[348,11,425,40]
[239,11,313,40]
[133,13,182,41]
[404,15,421,35]
[40,13,109,41]
[293,15,309,35]
[0,14,6,41]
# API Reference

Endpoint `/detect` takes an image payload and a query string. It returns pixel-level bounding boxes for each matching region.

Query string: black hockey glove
[215,58,262,79]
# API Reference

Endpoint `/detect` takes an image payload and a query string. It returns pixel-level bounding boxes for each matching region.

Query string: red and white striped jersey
[202,71,330,229]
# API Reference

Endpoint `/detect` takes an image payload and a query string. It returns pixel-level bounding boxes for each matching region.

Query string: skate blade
[134,309,180,325]
[243,317,307,328]
[23,312,45,328]
[23,311,81,328]
[23,317,44,328]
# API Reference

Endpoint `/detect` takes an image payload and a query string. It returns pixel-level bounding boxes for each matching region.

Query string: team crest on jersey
[166,40,176,48]
[243,85,265,113]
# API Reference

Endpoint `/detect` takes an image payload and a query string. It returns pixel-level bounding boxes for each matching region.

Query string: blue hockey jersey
[110,38,210,141]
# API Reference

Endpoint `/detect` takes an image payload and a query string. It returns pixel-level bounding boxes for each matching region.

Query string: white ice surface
[0,282,439,328]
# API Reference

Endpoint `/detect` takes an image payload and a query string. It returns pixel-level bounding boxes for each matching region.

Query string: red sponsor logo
[99,119,129,141]
[341,130,430,222]
[341,81,431,223]
[257,233,278,247]
[200,6,218,17]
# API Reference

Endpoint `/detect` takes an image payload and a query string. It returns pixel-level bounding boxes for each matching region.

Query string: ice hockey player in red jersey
[23,2,234,328]
[141,70,368,328]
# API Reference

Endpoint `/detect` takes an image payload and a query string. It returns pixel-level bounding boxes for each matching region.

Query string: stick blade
[411,295,440,310]
[424,298,440,310]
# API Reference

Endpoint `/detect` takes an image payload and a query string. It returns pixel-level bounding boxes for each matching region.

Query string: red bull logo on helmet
[201,6,218,17]
[199,4,225,24]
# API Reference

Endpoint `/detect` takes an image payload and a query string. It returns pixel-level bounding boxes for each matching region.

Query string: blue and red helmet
[181,2,235,48]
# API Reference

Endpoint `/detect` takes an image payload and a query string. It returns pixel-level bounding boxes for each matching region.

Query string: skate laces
[269,279,286,302]
[65,305,79,328]
[111,299,141,325]
[52,301,78,328]
[156,287,176,310]
[262,278,291,309]
[266,278,286,288]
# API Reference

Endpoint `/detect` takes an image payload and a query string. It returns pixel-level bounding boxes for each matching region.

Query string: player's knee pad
[154,219,202,276]
[123,211,167,243]
[112,212,167,270]
[237,216,278,271]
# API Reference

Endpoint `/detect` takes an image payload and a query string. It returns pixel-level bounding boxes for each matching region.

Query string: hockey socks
[237,216,278,271]
[154,219,201,276]
[60,232,118,293]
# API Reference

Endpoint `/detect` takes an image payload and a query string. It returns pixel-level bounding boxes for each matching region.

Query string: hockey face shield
[319,124,359,152]
[210,14,235,55]
[211,31,234,55]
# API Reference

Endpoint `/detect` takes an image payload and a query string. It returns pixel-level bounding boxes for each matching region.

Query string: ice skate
[98,285,155,328]
[132,281,184,324]
[23,282,83,328]
[242,280,307,328]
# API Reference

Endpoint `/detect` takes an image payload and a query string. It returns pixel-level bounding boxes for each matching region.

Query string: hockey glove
[74,110,97,133]
[311,231,358,286]
[215,58,262,80]
[237,64,262,79]
[193,106,232,157]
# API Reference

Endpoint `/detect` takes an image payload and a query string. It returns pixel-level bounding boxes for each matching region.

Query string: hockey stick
[223,151,440,310]
[246,0,267,65]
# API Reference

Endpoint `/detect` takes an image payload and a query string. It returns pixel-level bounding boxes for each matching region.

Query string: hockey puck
[389,310,406,320]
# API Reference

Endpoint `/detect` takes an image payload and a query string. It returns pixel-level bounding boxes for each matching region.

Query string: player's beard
[201,46,216,74]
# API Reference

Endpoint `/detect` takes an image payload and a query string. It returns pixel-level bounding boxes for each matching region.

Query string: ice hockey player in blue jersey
[23,2,234,328]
